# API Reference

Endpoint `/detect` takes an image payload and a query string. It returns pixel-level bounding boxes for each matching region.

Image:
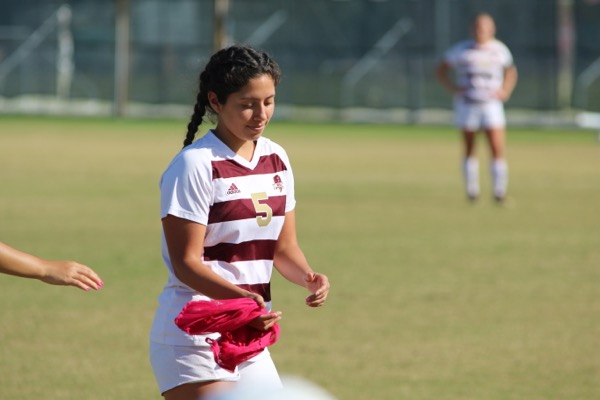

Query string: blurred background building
[0,0,599,125]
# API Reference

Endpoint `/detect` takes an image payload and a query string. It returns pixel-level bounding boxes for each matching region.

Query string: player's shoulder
[258,135,293,167]
[449,39,474,52]
[490,38,512,52]
[444,39,474,61]
[489,39,514,62]
[163,133,219,173]
[257,135,290,160]
[259,135,286,154]
[181,131,229,161]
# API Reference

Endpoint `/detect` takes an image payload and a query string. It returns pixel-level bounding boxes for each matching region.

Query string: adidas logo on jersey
[227,183,241,195]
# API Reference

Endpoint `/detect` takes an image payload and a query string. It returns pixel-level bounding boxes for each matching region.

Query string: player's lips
[247,124,265,133]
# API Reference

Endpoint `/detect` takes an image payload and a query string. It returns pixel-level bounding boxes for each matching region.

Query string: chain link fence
[1,0,599,123]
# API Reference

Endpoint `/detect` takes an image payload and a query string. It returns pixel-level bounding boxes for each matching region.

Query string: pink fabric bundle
[174,298,280,372]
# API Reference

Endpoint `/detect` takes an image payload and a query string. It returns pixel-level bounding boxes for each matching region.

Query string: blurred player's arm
[435,60,461,95]
[498,64,518,102]
[0,241,103,290]
[274,210,330,307]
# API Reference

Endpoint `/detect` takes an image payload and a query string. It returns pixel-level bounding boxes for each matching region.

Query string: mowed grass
[0,115,598,400]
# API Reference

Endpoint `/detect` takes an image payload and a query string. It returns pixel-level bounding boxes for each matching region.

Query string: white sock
[463,157,479,198]
[491,159,508,199]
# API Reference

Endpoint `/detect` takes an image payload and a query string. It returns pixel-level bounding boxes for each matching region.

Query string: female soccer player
[436,12,518,204]
[0,241,103,290]
[149,45,330,400]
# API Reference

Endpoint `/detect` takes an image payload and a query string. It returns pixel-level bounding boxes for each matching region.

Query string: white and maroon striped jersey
[443,39,514,102]
[150,130,295,346]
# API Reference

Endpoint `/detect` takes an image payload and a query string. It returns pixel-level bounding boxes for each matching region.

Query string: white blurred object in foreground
[208,374,337,400]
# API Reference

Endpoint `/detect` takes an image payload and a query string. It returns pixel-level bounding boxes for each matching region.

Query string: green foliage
[0,116,598,399]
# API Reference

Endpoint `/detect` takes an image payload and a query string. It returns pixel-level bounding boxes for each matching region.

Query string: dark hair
[472,12,494,24]
[182,45,282,147]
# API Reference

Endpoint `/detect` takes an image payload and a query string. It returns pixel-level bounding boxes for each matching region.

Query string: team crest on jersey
[227,183,241,195]
[273,175,284,192]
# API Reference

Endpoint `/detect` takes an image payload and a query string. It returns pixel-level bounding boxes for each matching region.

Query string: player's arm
[498,64,518,101]
[0,242,103,291]
[435,60,460,95]
[162,214,266,308]
[273,210,330,307]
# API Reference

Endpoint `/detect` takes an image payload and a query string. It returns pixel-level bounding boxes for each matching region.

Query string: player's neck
[213,128,257,161]
[474,37,494,46]
[236,141,256,161]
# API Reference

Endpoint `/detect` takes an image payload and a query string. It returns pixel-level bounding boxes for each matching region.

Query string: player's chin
[246,125,266,137]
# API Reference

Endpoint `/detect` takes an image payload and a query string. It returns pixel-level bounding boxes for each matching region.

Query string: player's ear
[207,91,221,113]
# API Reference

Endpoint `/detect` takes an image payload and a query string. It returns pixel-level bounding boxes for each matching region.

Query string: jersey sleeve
[274,144,296,213]
[500,42,515,68]
[159,150,212,225]
[442,41,462,66]
[284,161,296,213]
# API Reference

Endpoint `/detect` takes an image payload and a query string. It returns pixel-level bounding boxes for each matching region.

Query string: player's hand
[243,291,267,309]
[304,272,330,307]
[453,87,466,96]
[495,88,511,102]
[41,260,104,291]
[248,311,282,331]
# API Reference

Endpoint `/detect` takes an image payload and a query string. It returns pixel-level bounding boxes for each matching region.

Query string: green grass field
[0,115,598,400]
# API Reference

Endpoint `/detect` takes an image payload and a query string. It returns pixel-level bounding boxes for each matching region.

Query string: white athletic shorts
[149,341,282,395]
[453,97,506,131]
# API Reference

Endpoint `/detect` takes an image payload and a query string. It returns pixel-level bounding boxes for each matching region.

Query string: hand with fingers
[40,260,104,291]
[248,311,282,331]
[304,272,330,307]
[0,242,104,291]
[243,291,267,310]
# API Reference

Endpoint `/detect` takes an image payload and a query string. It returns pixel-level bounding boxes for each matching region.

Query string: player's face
[210,74,276,148]
[472,15,496,44]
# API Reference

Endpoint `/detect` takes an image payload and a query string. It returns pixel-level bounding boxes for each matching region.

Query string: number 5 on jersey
[251,192,272,227]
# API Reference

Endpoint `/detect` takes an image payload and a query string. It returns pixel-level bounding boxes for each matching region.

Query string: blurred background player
[0,241,103,291]
[149,44,330,400]
[436,12,518,204]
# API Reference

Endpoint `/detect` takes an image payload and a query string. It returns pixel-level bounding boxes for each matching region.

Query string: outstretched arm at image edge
[0,242,103,291]
[273,211,330,307]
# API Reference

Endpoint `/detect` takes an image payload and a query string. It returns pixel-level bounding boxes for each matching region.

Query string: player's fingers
[56,264,100,291]
[245,292,266,309]
[79,268,104,289]
[70,264,104,290]
[309,289,328,300]
[312,280,330,297]
[249,312,281,331]
[306,299,325,307]
[319,284,329,296]
[305,293,327,307]
[304,271,316,283]
[264,313,282,329]
[267,311,282,321]
[78,276,103,291]
[73,280,94,291]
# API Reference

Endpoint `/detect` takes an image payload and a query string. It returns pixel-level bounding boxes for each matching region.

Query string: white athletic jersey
[150,130,296,346]
[443,39,514,102]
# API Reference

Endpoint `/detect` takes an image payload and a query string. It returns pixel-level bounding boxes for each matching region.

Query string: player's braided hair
[182,45,282,148]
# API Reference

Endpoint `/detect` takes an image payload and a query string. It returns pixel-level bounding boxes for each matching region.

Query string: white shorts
[454,97,506,131]
[149,341,282,395]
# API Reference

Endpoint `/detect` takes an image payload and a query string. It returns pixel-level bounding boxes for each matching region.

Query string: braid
[183,93,206,148]
[182,71,210,148]
[182,44,281,148]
